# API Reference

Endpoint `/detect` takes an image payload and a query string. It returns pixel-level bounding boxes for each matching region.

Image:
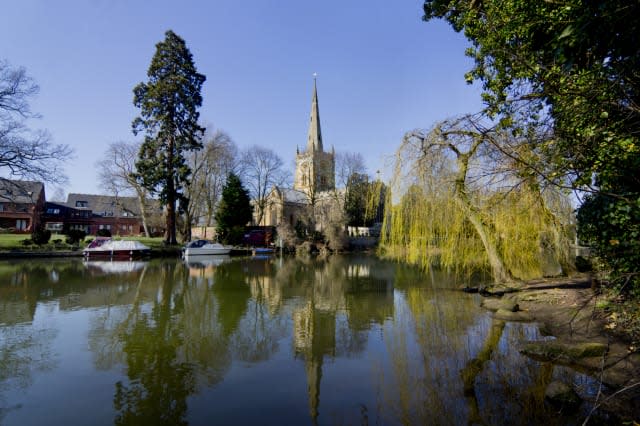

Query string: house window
[99,224,111,230]
[46,222,63,231]
[70,224,89,233]
[75,201,88,208]
[46,208,60,214]
[16,219,28,230]
[0,204,3,212]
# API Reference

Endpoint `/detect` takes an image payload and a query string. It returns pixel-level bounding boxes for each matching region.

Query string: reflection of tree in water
[380,263,483,425]
[113,262,195,426]
[471,322,567,425]
[211,260,251,338]
[179,264,231,388]
[0,324,57,422]
[81,259,239,424]
[216,257,288,363]
[0,261,64,423]
[380,263,590,425]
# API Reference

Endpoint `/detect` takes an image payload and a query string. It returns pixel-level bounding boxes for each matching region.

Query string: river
[0,255,600,425]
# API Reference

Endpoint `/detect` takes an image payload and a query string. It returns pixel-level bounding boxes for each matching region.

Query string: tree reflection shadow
[113,262,195,426]
[0,262,62,423]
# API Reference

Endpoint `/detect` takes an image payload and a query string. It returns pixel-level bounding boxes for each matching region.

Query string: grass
[117,236,168,250]
[0,233,169,252]
[0,233,83,251]
[0,233,30,249]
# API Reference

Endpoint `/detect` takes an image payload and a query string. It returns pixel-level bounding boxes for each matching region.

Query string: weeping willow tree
[380,114,574,283]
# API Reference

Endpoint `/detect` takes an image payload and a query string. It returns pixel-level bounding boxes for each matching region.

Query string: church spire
[306,76,323,152]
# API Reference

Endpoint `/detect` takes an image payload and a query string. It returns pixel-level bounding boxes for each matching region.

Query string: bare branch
[0,60,71,184]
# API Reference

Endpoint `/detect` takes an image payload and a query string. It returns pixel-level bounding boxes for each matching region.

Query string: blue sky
[1,0,483,196]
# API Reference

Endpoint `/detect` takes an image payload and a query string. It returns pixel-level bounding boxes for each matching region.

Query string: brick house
[0,179,46,233]
[42,201,92,234]
[42,194,161,236]
[64,193,149,236]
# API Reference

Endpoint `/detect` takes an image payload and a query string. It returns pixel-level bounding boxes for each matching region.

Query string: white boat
[183,254,231,268]
[83,238,151,260]
[182,240,232,256]
[83,260,147,274]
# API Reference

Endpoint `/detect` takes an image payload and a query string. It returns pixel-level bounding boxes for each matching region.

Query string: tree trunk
[255,199,265,225]
[455,151,512,284]
[205,198,214,227]
[136,189,151,237]
[183,210,192,242]
[455,194,512,283]
[166,138,177,245]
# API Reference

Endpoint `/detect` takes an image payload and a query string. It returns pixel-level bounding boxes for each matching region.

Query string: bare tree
[49,187,67,203]
[239,145,288,225]
[96,141,154,237]
[0,60,72,184]
[184,129,238,239]
[335,151,367,190]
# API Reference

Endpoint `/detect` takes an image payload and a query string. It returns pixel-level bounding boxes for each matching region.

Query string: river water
[0,255,599,425]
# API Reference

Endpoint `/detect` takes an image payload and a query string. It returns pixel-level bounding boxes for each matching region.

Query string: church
[254,79,342,230]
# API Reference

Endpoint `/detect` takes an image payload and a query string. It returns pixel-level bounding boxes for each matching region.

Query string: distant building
[43,193,162,236]
[0,179,45,233]
[257,79,341,228]
[293,79,335,195]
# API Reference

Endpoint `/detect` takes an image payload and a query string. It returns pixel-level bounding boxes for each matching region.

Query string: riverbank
[476,275,640,422]
[0,245,257,259]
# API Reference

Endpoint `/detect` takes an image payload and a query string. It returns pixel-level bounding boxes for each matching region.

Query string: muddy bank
[474,275,640,422]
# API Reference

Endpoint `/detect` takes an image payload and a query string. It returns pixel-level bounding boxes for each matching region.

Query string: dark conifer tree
[215,173,253,245]
[132,30,206,245]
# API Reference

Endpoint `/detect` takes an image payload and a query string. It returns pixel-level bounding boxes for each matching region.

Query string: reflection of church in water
[256,78,340,227]
[244,257,395,422]
[287,261,395,423]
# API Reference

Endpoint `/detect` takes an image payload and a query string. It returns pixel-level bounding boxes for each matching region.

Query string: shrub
[96,228,112,237]
[21,239,33,246]
[66,229,86,245]
[31,225,52,245]
[575,256,592,272]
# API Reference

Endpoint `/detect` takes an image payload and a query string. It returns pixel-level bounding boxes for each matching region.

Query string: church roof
[306,78,323,152]
[279,188,309,204]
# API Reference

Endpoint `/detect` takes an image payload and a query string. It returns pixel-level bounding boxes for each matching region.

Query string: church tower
[294,78,335,196]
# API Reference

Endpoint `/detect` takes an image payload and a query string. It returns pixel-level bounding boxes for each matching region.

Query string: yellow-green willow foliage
[380,117,575,282]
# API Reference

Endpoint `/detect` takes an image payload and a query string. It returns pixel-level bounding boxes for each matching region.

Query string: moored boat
[83,237,151,260]
[183,254,231,268]
[183,239,232,256]
[252,247,275,256]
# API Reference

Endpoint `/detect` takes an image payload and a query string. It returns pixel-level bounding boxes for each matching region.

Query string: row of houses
[0,179,156,236]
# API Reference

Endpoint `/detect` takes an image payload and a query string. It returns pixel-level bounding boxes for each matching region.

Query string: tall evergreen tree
[132,30,206,245]
[215,173,253,245]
